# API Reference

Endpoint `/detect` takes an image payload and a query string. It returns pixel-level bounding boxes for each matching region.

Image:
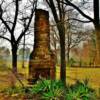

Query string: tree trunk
[22,34,25,68]
[94,26,100,66]
[12,45,18,73]
[67,46,70,64]
[93,0,100,66]
[59,27,66,84]
[60,34,66,84]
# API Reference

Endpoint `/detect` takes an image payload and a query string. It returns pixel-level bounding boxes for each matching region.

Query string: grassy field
[56,67,100,90]
[0,61,100,93]
[56,67,100,96]
[0,61,29,90]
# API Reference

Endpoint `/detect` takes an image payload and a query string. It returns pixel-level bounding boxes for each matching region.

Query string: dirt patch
[0,93,41,100]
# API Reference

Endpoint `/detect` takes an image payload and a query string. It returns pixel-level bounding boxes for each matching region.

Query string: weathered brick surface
[29,9,55,81]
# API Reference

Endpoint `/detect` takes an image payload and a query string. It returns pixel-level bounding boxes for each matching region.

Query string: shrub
[66,80,96,100]
[1,79,96,100]
[31,79,66,100]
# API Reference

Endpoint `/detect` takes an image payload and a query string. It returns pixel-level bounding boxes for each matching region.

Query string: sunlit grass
[56,67,100,90]
[56,67,100,96]
[0,60,29,90]
[0,61,100,93]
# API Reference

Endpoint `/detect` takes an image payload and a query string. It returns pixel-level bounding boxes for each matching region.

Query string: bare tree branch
[16,0,37,44]
[61,0,94,22]
[67,18,92,23]
[11,0,19,33]
[0,35,11,42]
[0,17,12,33]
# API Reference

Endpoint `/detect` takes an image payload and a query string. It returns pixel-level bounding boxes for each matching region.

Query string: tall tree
[63,0,100,65]
[45,0,66,84]
[50,21,91,66]
[0,0,37,73]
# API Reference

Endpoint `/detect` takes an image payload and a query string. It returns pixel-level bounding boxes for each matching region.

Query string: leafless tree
[62,0,100,65]
[45,0,67,84]
[45,0,93,83]
[0,0,37,73]
[50,18,92,66]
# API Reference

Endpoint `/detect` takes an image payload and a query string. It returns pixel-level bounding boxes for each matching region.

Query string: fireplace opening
[34,68,50,79]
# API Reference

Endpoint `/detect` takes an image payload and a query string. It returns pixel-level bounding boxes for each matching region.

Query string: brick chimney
[29,9,55,82]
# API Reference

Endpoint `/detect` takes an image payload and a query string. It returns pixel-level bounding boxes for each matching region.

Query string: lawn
[56,67,100,91]
[0,61,100,93]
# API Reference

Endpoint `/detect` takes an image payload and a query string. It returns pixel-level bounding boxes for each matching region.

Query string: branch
[56,0,62,19]
[0,35,11,42]
[17,10,33,43]
[68,18,92,23]
[12,0,19,33]
[62,0,94,22]
[16,1,37,44]
[19,43,33,46]
[0,17,12,33]
[46,0,59,23]
[70,36,88,49]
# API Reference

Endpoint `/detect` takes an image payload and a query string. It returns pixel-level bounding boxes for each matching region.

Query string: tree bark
[60,34,66,84]
[12,45,18,73]
[67,37,70,64]
[94,25,100,66]
[58,24,66,85]
[67,48,70,64]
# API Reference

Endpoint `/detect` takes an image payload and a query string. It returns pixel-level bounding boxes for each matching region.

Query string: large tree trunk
[93,0,100,66]
[58,25,66,84]
[94,26,100,66]
[12,45,18,73]
[60,35,66,84]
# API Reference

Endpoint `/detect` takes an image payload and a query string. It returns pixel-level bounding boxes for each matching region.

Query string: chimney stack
[29,9,55,83]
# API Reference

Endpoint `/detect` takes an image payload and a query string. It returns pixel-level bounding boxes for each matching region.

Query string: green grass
[56,67,100,90]
[56,67,100,97]
[0,61,100,94]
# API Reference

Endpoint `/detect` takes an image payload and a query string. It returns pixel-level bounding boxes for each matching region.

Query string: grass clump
[1,86,26,95]
[31,79,96,100]
[66,80,96,100]
[31,79,65,100]
[0,79,97,100]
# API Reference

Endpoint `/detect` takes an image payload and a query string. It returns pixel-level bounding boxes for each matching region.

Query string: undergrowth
[0,79,97,100]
